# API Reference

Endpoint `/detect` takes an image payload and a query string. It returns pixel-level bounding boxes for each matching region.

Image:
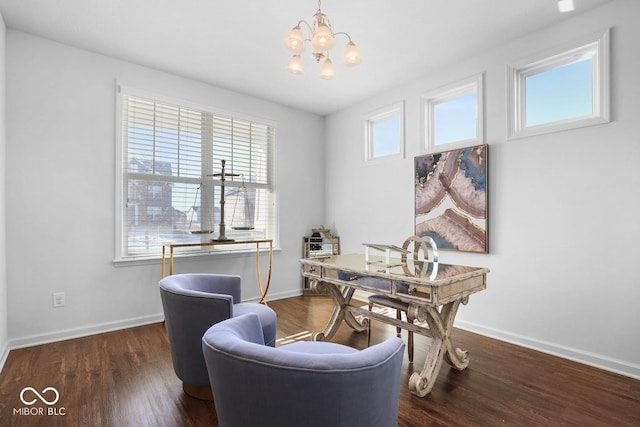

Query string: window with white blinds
[117,90,276,259]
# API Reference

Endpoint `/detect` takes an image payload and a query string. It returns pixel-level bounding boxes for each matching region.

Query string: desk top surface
[301,253,489,287]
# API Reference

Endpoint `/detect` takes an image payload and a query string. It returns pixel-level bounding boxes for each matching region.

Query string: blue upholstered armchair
[202,313,405,427]
[159,273,277,400]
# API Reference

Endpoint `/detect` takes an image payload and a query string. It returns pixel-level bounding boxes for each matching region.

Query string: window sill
[112,246,281,268]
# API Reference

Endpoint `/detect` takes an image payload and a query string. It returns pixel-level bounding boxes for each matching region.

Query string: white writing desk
[300,253,489,396]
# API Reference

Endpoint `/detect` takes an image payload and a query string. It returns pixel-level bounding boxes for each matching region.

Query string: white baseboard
[6,291,302,350]
[354,290,640,380]
[0,340,9,375]
[244,289,302,303]
[455,319,640,380]
[9,314,165,350]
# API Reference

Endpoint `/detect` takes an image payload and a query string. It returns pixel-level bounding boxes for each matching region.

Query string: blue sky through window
[433,93,477,145]
[525,58,593,127]
[372,115,401,157]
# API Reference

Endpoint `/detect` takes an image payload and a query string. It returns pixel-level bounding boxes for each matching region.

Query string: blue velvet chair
[159,273,277,400]
[202,313,405,427]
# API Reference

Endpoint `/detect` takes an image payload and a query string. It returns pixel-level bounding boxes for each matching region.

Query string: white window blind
[118,91,276,258]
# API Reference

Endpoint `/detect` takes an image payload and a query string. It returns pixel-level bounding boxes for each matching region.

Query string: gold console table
[300,253,489,397]
[162,239,273,304]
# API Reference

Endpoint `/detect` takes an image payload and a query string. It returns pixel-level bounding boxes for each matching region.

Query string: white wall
[0,11,8,370]
[5,31,324,346]
[325,0,640,378]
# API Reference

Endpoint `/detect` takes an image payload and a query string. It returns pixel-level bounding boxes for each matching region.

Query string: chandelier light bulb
[311,23,335,52]
[287,55,304,75]
[342,41,362,66]
[284,26,305,54]
[319,58,335,79]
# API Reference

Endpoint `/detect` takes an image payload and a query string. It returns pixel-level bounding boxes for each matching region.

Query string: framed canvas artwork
[415,144,488,253]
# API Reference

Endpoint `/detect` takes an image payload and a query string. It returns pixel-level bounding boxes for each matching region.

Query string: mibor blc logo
[13,386,66,417]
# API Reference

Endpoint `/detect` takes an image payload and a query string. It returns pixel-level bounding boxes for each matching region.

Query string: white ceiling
[0,0,611,115]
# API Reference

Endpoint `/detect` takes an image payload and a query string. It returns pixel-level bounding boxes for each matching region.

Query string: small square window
[433,93,478,145]
[525,58,594,126]
[508,28,610,139]
[365,102,404,161]
[421,74,483,150]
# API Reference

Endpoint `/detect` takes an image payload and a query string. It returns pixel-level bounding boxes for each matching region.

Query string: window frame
[421,73,484,152]
[364,101,405,161]
[114,84,277,262]
[508,28,610,139]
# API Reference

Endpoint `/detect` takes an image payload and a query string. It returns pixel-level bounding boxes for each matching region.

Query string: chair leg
[182,382,213,401]
[367,302,373,347]
[400,309,414,362]
[407,330,414,363]
[369,302,413,362]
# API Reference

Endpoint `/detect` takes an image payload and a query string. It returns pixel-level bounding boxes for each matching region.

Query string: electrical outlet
[53,292,65,308]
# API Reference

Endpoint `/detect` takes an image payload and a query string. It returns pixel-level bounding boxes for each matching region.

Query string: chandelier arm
[332,31,353,42]
[297,20,315,37]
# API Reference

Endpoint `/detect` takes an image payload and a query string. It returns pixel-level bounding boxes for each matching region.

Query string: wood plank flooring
[1,295,639,426]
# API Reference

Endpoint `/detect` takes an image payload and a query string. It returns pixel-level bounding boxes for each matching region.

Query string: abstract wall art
[415,144,488,253]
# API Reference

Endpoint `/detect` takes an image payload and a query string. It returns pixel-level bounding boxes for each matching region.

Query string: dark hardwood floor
[1,295,639,426]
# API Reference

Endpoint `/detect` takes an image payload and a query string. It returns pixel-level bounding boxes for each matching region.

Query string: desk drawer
[302,264,321,278]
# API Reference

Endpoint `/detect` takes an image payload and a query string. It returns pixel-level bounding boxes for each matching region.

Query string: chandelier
[284,0,363,79]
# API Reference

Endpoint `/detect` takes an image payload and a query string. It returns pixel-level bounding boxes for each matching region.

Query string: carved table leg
[342,287,369,333]
[440,301,470,370]
[408,298,468,397]
[310,281,368,341]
